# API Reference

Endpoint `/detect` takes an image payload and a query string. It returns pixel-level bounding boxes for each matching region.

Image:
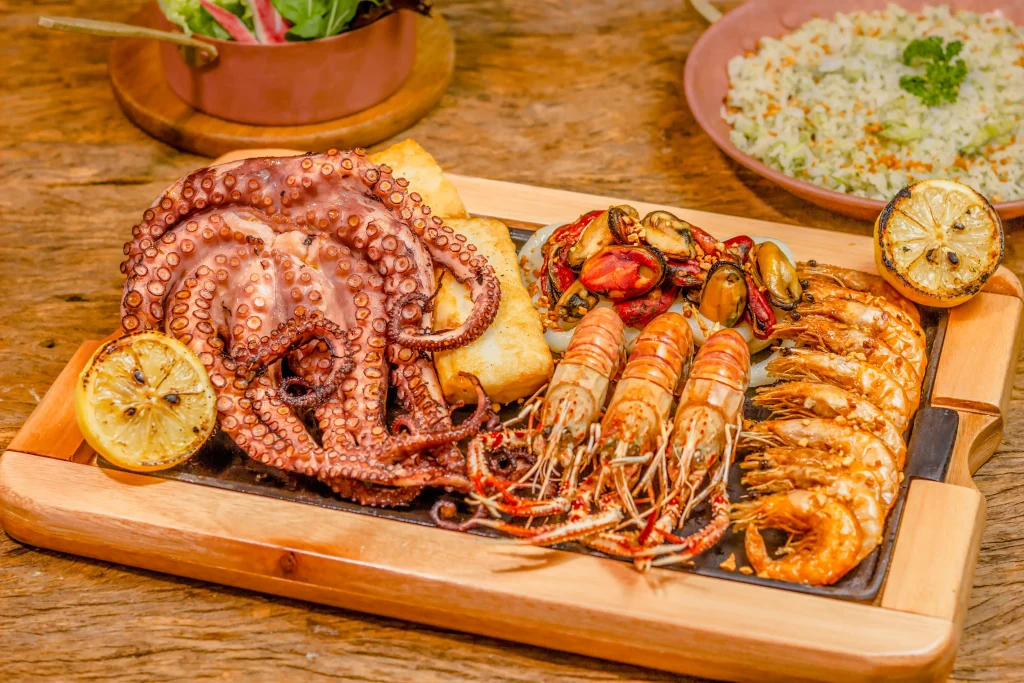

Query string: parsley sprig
[899,37,968,106]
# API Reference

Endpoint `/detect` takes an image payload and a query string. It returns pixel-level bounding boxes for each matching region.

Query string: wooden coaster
[109,8,454,157]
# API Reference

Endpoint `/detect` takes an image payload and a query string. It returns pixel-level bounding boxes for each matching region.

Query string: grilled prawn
[474,312,693,546]
[797,261,920,324]
[732,490,862,585]
[769,317,920,411]
[753,382,906,467]
[764,347,912,430]
[467,306,625,517]
[739,418,900,509]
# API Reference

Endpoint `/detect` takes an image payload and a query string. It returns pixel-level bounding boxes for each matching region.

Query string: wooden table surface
[2,0,1022,680]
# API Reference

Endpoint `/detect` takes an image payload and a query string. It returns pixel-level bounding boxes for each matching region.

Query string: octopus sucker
[120,151,503,505]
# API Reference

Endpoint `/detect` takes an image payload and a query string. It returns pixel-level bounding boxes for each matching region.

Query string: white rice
[723,4,1024,203]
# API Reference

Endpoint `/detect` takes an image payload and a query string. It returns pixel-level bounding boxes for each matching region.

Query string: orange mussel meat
[579,246,667,301]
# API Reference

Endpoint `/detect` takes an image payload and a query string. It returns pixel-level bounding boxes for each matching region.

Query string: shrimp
[473,312,692,544]
[740,454,884,562]
[765,347,912,430]
[467,306,625,517]
[589,328,750,568]
[770,316,920,411]
[731,490,862,585]
[802,280,925,365]
[739,419,900,509]
[753,382,906,467]
[795,296,926,381]
[797,261,920,324]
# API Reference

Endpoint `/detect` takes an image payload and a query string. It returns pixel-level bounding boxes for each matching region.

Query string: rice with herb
[723,4,1024,203]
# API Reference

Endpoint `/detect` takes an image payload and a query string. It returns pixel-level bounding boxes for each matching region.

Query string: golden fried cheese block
[369,139,469,219]
[433,218,554,404]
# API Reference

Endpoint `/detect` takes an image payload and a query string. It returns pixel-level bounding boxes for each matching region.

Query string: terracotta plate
[684,0,1024,221]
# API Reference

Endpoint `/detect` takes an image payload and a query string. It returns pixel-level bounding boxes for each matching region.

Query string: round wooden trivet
[108,7,454,157]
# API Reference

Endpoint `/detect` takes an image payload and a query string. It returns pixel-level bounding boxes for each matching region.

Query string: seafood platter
[1,140,1021,682]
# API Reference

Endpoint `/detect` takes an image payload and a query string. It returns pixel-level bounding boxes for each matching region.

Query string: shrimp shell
[803,281,925,362]
[599,312,693,457]
[732,490,862,585]
[753,382,906,467]
[797,262,920,324]
[541,307,625,445]
[766,347,911,430]
[670,328,749,478]
[740,454,884,562]
[795,296,926,381]
[770,316,920,411]
[739,418,900,509]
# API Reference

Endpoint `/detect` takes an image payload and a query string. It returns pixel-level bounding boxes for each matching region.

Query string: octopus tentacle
[121,149,500,353]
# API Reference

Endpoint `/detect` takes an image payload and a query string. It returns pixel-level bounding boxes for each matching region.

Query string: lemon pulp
[75,331,217,472]
[874,179,1003,308]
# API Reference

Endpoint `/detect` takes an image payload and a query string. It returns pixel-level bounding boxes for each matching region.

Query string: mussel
[544,244,577,303]
[566,206,641,268]
[753,241,802,309]
[554,280,600,331]
[641,210,696,259]
[698,260,747,328]
[666,257,704,288]
[579,245,666,301]
[616,287,677,328]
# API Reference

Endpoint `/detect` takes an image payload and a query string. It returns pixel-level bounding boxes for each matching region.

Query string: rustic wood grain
[1,0,1023,681]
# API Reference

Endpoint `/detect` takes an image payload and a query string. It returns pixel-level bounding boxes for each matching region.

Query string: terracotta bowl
[157,10,416,126]
[684,0,1024,221]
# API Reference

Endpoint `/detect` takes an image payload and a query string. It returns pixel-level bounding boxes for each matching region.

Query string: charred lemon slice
[75,331,217,471]
[874,179,1003,308]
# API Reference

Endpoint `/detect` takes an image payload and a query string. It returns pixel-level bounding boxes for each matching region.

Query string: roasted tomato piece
[579,245,667,301]
[615,287,678,328]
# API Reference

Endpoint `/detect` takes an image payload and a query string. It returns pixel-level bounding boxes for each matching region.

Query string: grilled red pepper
[615,287,678,328]
[689,224,720,256]
[666,258,704,288]
[745,274,776,340]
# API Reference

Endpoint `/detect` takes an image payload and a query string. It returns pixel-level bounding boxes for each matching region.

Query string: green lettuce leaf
[158,0,254,40]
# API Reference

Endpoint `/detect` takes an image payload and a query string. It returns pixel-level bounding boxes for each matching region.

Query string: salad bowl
[155,5,416,126]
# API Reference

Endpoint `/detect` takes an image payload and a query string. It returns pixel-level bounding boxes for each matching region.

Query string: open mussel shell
[698,260,747,328]
[553,280,599,331]
[641,210,696,259]
[753,241,802,309]
[565,205,641,268]
[545,244,577,303]
[579,245,667,301]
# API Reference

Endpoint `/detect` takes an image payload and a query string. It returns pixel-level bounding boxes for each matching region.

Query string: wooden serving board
[2,178,1021,683]
[108,8,455,157]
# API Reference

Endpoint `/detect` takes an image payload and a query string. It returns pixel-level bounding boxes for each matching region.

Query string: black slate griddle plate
[99,228,955,602]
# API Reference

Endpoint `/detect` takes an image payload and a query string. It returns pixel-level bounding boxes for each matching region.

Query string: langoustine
[466,306,626,518]
[470,312,693,550]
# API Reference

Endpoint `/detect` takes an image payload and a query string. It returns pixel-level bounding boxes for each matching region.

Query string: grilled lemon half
[874,179,1003,308]
[75,331,217,472]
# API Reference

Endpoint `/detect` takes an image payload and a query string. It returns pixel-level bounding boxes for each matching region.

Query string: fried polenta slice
[433,218,553,405]
[369,139,469,219]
